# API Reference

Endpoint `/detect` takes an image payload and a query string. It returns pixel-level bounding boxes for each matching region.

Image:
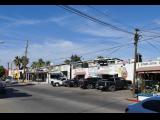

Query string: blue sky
[0,5,160,68]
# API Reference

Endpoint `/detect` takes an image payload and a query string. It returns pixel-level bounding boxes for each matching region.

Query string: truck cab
[98,77,131,91]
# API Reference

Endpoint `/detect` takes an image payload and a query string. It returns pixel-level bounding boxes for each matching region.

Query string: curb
[126,98,140,102]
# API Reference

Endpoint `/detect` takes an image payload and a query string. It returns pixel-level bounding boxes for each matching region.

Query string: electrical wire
[86,5,135,30]
[145,40,160,53]
[58,5,134,35]
[52,35,160,62]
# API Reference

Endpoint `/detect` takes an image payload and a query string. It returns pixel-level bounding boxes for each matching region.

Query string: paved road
[0,84,133,113]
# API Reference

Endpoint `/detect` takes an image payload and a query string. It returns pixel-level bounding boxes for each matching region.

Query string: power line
[105,46,125,57]
[58,5,134,35]
[141,29,160,36]
[86,5,135,30]
[52,35,160,62]
[145,40,160,53]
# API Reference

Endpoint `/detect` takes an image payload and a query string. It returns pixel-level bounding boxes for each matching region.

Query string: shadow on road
[0,87,32,99]
[6,83,35,87]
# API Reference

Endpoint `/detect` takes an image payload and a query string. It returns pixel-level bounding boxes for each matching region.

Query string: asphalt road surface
[0,84,133,113]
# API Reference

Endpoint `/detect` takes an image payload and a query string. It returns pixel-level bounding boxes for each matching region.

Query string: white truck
[48,72,67,87]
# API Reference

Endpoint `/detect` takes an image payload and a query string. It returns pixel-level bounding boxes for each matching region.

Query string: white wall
[52,64,70,79]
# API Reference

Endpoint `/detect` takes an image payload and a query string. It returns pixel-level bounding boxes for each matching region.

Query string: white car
[125,96,160,113]
[5,76,18,85]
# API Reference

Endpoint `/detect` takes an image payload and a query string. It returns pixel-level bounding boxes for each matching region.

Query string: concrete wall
[52,64,70,79]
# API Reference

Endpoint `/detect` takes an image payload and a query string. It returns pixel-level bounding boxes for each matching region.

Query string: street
[0,84,133,113]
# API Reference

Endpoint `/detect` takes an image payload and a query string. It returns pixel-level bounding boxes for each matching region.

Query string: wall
[72,68,89,79]
[52,64,70,79]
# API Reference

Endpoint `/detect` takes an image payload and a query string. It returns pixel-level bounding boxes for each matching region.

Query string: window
[107,78,114,82]
[142,100,160,112]
[50,74,61,79]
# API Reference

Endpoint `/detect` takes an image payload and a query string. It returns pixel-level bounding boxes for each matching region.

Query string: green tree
[64,59,71,64]
[21,56,29,81]
[45,61,51,66]
[13,56,22,69]
[38,58,45,67]
[64,54,81,64]
[31,61,38,68]
[31,58,47,68]
[97,56,104,59]
[0,66,5,78]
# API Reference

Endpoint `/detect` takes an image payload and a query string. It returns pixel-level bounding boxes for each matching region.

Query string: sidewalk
[17,80,50,86]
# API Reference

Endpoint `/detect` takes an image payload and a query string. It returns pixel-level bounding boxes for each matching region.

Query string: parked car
[0,79,6,94]
[51,77,67,87]
[125,96,160,113]
[63,79,79,87]
[96,79,109,90]
[5,76,18,85]
[97,77,132,91]
[80,77,102,89]
[49,72,67,87]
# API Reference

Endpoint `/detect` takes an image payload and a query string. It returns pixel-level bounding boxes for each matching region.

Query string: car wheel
[51,81,54,87]
[108,85,116,92]
[55,83,59,87]
[87,84,93,89]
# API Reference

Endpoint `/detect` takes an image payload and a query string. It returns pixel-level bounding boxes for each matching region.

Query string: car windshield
[6,76,13,79]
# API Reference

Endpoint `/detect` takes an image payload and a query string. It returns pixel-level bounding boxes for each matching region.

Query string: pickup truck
[97,77,132,91]
[79,77,102,89]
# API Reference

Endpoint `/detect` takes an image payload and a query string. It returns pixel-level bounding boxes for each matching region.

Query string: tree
[97,56,104,59]
[38,58,45,67]
[0,66,5,78]
[21,56,29,81]
[136,53,142,62]
[13,56,22,70]
[64,54,81,64]
[45,61,51,66]
[64,59,71,64]
[31,59,48,68]
[31,61,38,69]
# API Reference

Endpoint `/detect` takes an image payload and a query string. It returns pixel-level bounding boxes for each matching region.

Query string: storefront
[74,72,86,80]
[137,66,160,82]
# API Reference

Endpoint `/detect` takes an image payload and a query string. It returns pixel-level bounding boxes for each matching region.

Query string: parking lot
[0,83,134,113]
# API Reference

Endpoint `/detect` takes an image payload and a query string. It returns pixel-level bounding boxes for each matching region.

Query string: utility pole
[25,40,29,58]
[70,63,72,79]
[132,29,140,97]
[7,62,9,76]
[24,40,29,82]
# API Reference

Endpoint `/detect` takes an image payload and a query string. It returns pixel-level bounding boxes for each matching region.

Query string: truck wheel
[87,84,93,89]
[55,83,59,87]
[51,81,54,87]
[108,85,116,92]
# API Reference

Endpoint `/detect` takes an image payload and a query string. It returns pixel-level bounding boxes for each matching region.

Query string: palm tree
[21,56,29,81]
[64,54,81,64]
[31,61,38,69]
[13,56,22,70]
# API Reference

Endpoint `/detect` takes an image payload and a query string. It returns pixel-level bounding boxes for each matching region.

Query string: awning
[137,66,160,73]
